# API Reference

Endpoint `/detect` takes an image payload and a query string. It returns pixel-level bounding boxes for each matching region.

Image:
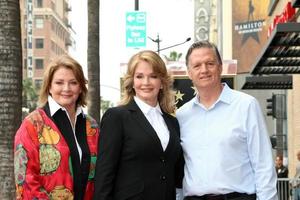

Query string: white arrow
[127,15,135,22]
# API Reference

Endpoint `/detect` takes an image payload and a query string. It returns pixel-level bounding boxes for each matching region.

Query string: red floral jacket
[14,108,99,200]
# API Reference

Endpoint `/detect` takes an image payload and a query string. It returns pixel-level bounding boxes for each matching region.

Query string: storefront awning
[242,22,300,90]
[250,22,300,75]
[242,75,292,89]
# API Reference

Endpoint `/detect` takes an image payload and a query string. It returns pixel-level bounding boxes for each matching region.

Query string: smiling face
[49,67,82,112]
[187,47,222,91]
[133,60,162,107]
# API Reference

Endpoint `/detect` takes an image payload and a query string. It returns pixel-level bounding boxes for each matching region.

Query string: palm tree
[164,51,183,61]
[87,0,100,123]
[0,0,23,199]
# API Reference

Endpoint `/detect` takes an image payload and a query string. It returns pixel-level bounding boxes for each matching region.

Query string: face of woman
[49,67,82,111]
[133,60,162,107]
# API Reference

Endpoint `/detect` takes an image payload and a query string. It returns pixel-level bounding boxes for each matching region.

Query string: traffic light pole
[266,94,287,157]
[275,94,287,157]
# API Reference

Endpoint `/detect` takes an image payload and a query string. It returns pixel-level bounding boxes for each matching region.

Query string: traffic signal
[266,95,276,118]
[270,134,287,150]
[270,135,277,149]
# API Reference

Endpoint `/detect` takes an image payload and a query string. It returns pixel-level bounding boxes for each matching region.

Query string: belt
[184,192,256,200]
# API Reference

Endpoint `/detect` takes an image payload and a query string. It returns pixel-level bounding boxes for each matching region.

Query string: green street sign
[126,11,146,48]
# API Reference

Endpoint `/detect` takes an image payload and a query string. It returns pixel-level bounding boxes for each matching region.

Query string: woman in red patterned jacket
[14,55,99,200]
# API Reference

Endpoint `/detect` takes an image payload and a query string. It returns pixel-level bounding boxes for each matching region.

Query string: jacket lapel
[162,112,178,154]
[126,100,164,152]
[43,104,86,199]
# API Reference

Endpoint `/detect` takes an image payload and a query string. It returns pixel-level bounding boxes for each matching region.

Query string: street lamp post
[148,34,162,54]
[134,0,139,10]
[148,34,191,55]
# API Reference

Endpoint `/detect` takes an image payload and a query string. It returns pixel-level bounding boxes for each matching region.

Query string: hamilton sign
[234,0,265,45]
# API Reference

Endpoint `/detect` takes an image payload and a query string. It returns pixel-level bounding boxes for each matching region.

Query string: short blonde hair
[38,54,88,107]
[120,50,175,114]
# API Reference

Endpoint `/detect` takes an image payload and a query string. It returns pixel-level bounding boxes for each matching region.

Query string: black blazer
[276,165,288,178]
[93,100,183,200]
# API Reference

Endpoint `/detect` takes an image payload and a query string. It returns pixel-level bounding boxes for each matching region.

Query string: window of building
[28,57,32,66]
[24,59,27,69]
[35,59,44,69]
[24,39,27,49]
[35,18,44,29]
[51,40,55,52]
[28,40,32,49]
[36,0,43,8]
[51,1,55,10]
[35,38,44,49]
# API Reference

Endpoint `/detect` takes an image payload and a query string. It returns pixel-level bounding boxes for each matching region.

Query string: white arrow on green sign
[126,11,146,48]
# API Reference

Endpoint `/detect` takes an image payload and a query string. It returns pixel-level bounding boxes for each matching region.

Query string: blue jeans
[294,188,300,200]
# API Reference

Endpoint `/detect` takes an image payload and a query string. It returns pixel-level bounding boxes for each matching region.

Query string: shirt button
[160,156,166,163]
[160,175,166,180]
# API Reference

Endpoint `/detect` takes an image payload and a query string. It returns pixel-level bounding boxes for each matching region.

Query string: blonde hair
[38,54,88,107]
[120,50,175,114]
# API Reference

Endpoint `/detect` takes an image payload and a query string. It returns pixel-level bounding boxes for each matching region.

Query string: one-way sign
[126,11,146,48]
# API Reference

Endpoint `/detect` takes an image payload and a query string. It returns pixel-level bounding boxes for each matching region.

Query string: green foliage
[163,51,183,61]
[101,97,113,115]
[22,78,38,112]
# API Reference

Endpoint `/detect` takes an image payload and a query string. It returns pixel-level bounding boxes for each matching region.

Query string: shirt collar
[217,83,233,105]
[193,83,232,107]
[134,96,162,115]
[48,95,83,117]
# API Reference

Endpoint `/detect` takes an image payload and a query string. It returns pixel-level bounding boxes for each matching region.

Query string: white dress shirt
[134,96,170,151]
[176,84,278,200]
[48,95,83,161]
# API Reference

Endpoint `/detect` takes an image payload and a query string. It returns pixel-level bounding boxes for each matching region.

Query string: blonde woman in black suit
[93,50,183,200]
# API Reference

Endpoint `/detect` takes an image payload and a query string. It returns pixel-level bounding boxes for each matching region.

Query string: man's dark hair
[185,40,222,67]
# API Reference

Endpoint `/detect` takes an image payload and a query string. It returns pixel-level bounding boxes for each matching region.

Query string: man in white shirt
[176,40,278,200]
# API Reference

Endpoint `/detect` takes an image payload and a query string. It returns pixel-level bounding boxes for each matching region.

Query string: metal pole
[217,0,223,57]
[135,0,139,11]
[157,34,160,54]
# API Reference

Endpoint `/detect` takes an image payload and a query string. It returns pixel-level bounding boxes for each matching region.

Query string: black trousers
[184,192,256,200]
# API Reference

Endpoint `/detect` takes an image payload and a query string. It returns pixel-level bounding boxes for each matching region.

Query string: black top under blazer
[93,100,183,200]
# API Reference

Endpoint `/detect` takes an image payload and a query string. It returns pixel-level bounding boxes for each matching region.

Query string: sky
[69,0,193,105]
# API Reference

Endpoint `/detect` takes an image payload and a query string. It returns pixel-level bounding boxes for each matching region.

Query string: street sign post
[126,11,146,48]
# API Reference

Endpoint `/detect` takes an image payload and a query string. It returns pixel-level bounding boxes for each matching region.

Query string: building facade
[20,0,72,89]
[227,0,300,176]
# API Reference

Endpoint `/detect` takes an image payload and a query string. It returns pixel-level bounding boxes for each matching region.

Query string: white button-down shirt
[48,95,83,161]
[176,84,278,200]
[134,96,170,151]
